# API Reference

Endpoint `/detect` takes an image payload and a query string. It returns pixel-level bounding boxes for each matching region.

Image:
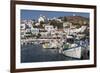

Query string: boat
[42,40,59,49]
[62,34,83,59]
[42,42,51,48]
[62,46,82,59]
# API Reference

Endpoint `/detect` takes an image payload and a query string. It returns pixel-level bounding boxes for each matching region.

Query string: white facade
[56,19,62,22]
[35,23,40,26]
[21,29,26,38]
[38,16,45,23]
[63,22,72,28]
[38,15,46,23]
[27,23,33,28]
[31,28,39,35]
[45,25,54,32]
[20,23,26,30]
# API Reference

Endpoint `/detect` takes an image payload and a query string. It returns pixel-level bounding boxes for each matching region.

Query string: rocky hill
[67,16,89,25]
[59,16,89,25]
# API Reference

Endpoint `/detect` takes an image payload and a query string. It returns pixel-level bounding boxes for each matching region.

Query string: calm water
[21,44,79,63]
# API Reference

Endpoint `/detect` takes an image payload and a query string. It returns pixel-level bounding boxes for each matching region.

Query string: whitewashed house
[38,16,45,23]
[31,28,39,35]
[27,20,34,29]
[21,23,26,30]
[35,23,40,26]
[38,15,47,23]
[56,19,62,22]
[75,25,87,33]
[45,25,55,32]
[40,31,48,39]
[63,22,72,28]
[20,23,26,38]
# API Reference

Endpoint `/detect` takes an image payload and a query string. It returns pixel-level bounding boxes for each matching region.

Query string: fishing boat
[62,45,82,59]
[62,42,89,59]
[62,34,81,59]
[61,32,84,59]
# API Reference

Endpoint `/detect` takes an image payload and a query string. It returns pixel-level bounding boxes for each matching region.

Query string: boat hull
[63,47,82,59]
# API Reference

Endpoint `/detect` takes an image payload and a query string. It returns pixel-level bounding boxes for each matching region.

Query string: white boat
[42,43,51,48]
[62,46,82,59]
[42,40,59,49]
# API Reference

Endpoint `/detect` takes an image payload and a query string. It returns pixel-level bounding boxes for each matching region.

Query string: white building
[45,25,54,32]
[38,15,47,23]
[31,28,39,35]
[77,25,87,33]
[38,16,45,23]
[21,23,26,30]
[63,22,72,28]
[56,19,62,22]
[35,23,40,26]
[20,23,26,38]
[27,20,34,29]
[21,29,26,39]
[26,23,33,29]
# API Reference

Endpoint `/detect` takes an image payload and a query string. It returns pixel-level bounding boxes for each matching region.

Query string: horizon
[21,9,89,20]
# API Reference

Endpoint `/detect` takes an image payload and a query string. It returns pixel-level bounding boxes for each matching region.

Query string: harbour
[21,36,89,63]
[20,13,90,63]
[21,44,80,63]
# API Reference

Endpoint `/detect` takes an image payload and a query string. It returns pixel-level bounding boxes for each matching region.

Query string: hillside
[66,16,89,25]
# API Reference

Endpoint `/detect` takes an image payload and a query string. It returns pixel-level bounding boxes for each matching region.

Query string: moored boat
[62,46,82,59]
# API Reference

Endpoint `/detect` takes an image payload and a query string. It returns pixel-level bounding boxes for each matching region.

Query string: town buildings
[20,15,89,47]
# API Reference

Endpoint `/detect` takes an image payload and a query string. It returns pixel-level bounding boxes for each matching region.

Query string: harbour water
[21,44,80,63]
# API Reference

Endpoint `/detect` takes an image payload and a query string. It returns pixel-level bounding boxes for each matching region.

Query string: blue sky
[21,9,89,20]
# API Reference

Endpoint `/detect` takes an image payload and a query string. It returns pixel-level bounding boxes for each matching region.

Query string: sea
[21,44,79,63]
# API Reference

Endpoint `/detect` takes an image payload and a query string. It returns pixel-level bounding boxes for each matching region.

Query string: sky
[21,9,89,20]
